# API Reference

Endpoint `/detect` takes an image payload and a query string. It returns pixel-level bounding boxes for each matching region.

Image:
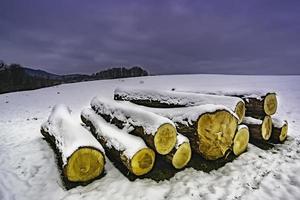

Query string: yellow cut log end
[262,116,272,140]
[264,93,277,115]
[279,123,288,142]
[65,147,105,182]
[233,127,249,156]
[235,101,246,124]
[197,110,238,160]
[172,142,192,169]
[154,123,177,155]
[130,148,155,176]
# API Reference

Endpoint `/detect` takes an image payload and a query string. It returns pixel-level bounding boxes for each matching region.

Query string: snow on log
[232,125,249,156]
[90,97,177,155]
[270,117,288,143]
[40,104,105,187]
[164,133,192,169]
[176,89,277,118]
[114,87,245,124]
[140,104,238,160]
[243,116,272,143]
[81,108,155,176]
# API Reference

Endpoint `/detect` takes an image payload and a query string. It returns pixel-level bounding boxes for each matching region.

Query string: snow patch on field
[0,74,300,200]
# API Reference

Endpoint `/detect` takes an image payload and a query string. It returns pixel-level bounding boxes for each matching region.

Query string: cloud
[0,0,299,75]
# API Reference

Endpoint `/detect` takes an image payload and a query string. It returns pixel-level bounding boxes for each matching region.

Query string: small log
[164,133,192,169]
[90,97,177,155]
[114,87,245,124]
[40,104,105,189]
[141,105,238,160]
[242,116,274,149]
[270,117,288,143]
[232,125,249,156]
[81,108,155,176]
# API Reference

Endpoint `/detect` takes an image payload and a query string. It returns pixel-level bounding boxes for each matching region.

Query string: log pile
[40,104,105,189]
[40,87,288,188]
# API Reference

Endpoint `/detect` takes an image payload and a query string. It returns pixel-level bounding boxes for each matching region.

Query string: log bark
[242,116,274,149]
[114,87,245,123]
[40,104,105,189]
[142,105,238,160]
[81,108,156,176]
[90,96,177,155]
[270,117,288,143]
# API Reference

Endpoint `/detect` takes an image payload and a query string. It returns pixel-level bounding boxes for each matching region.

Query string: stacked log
[232,125,249,156]
[40,104,105,189]
[135,104,239,160]
[114,87,245,124]
[81,108,155,176]
[164,133,192,169]
[90,96,177,155]
[270,116,288,143]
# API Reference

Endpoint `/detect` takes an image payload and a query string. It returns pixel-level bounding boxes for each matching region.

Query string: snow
[115,87,243,111]
[91,96,175,136]
[238,124,249,130]
[138,103,237,126]
[243,116,263,125]
[41,104,104,165]
[272,115,287,128]
[175,133,189,149]
[0,74,300,200]
[81,108,147,159]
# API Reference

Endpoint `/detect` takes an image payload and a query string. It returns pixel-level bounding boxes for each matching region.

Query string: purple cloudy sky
[0,0,300,75]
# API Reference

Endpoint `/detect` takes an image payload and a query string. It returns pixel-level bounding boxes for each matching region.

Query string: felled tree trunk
[232,125,249,156]
[114,87,245,124]
[40,104,105,189]
[270,117,288,143]
[142,105,238,160]
[81,108,155,176]
[164,133,192,169]
[90,97,177,155]
[242,116,273,149]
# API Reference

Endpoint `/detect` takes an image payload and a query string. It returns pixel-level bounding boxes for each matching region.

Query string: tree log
[232,125,249,156]
[40,104,105,189]
[242,116,273,149]
[90,96,177,155]
[141,105,238,160]
[81,108,155,176]
[270,117,288,143]
[114,87,245,124]
[164,133,192,169]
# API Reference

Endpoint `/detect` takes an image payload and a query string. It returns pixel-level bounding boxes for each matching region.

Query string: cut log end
[197,110,238,160]
[154,123,177,155]
[279,123,288,142]
[235,101,245,124]
[264,93,277,115]
[172,142,192,169]
[130,148,155,176]
[233,126,249,156]
[65,147,105,182]
[262,116,272,140]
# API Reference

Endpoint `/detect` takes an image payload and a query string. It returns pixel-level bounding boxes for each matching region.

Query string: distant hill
[0,61,148,94]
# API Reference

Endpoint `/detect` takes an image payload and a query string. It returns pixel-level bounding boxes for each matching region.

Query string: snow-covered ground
[0,74,299,200]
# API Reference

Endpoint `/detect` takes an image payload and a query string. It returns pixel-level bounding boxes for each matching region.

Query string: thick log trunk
[242,116,273,149]
[90,97,177,155]
[232,125,249,156]
[164,133,192,169]
[40,105,105,189]
[81,108,155,176]
[142,105,238,160]
[270,117,288,143]
[114,87,245,124]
